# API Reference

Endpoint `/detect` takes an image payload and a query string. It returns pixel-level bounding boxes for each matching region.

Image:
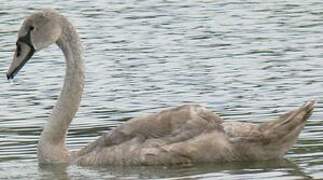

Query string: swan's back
[75,105,225,165]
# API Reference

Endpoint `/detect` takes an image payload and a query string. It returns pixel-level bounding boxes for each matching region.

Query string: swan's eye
[29,26,34,31]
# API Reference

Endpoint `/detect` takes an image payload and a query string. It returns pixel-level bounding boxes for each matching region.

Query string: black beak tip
[6,73,13,80]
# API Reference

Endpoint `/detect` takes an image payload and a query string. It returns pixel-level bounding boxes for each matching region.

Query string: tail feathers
[259,100,315,143]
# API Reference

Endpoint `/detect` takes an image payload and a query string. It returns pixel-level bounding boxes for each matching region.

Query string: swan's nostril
[16,43,21,57]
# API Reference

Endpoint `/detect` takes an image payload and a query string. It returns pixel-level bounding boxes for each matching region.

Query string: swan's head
[7,9,62,80]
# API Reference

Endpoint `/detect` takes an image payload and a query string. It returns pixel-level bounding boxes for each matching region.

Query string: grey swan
[6,9,315,166]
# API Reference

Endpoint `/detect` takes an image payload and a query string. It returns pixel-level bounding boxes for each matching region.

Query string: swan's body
[7,9,315,166]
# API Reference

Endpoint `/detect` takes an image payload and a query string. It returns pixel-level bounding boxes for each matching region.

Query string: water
[1,0,323,179]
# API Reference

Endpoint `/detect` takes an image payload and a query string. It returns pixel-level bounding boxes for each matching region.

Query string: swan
[6,9,315,166]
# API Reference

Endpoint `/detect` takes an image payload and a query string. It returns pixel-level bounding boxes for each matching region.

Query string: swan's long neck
[38,18,84,163]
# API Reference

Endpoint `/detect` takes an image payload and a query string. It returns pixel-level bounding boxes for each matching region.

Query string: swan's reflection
[39,164,70,180]
[38,159,313,179]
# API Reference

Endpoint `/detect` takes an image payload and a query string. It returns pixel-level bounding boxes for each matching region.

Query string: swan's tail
[258,100,315,150]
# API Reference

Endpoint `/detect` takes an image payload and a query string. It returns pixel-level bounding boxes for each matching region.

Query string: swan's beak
[6,37,35,80]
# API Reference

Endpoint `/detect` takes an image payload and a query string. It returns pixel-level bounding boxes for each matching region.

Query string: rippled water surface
[1,0,323,179]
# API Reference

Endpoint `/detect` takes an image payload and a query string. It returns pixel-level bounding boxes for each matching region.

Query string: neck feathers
[38,16,84,163]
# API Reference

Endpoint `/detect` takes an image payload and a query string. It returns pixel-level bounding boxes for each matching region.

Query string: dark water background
[0,0,323,179]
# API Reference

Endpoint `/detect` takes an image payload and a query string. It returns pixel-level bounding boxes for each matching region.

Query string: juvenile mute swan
[7,9,315,166]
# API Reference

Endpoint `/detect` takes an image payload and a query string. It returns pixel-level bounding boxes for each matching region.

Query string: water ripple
[1,0,323,179]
